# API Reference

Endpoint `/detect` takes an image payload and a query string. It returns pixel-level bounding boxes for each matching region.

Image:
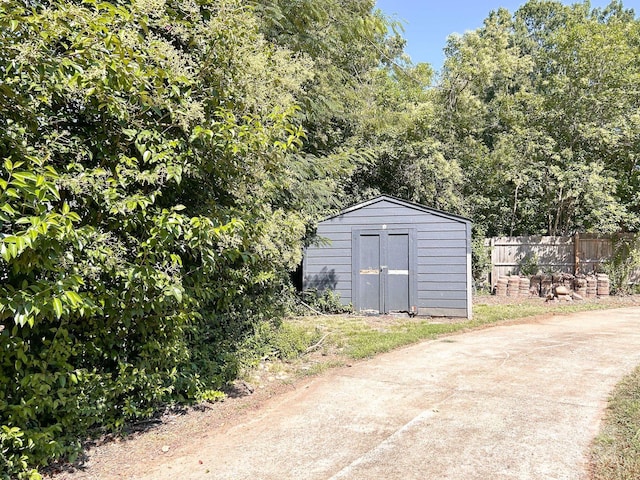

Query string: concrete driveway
[140,307,640,480]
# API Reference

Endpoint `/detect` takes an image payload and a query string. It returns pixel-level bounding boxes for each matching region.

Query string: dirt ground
[44,294,640,479]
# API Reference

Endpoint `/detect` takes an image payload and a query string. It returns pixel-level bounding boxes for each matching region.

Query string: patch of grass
[591,366,640,480]
[343,321,464,359]
[281,300,633,362]
[473,301,618,324]
[236,320,325,373]
[344,302,623,359]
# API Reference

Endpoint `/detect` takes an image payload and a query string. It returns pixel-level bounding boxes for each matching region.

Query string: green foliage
[603,234,640,294]
[255,0,413,216]
[255,0,395,156]
[234,320,324,373]
[471,228,491,285]
[519,253,540,276]
[1,427,41,480]
[196,390,226,404]
[346,60,465,214]
[298,288,353,315]
[0,0,333,474]
[437,0,640,236]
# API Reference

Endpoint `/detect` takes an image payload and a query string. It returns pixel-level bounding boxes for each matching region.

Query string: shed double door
[353,229,416,314]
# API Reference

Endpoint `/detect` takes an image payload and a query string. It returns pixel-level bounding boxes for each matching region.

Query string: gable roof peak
[334,194,470,223]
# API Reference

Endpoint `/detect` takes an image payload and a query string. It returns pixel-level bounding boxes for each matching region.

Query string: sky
[375,0,640,71]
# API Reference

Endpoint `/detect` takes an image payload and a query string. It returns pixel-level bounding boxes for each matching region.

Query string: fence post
[490,237,496,286]
[574,232,580,275]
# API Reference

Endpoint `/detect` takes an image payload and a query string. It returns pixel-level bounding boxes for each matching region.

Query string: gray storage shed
[303,195,472,318]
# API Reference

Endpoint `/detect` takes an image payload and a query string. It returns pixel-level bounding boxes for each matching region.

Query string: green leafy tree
[346,62,465,213]
[437,1,640,236]
[438,8,537,233]
[527,1,640,233]
[254,0,408,217]
[0,0,314,473]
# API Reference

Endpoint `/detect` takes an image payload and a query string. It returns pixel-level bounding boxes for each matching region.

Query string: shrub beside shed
[303,195,473,318]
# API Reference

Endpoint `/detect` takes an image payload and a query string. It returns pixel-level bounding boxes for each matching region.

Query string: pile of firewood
[494,273,610,299]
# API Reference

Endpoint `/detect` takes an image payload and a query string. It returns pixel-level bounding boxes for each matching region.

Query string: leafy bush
[519,253,540,276]
[604,234,640,294]
[471,230,490,283]
[0,0,315,474]
[298,289,353,315]
[244,321,323,360]
[1,427,41,480]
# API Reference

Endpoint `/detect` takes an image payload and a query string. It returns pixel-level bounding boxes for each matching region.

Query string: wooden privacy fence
[485,233,619,285]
